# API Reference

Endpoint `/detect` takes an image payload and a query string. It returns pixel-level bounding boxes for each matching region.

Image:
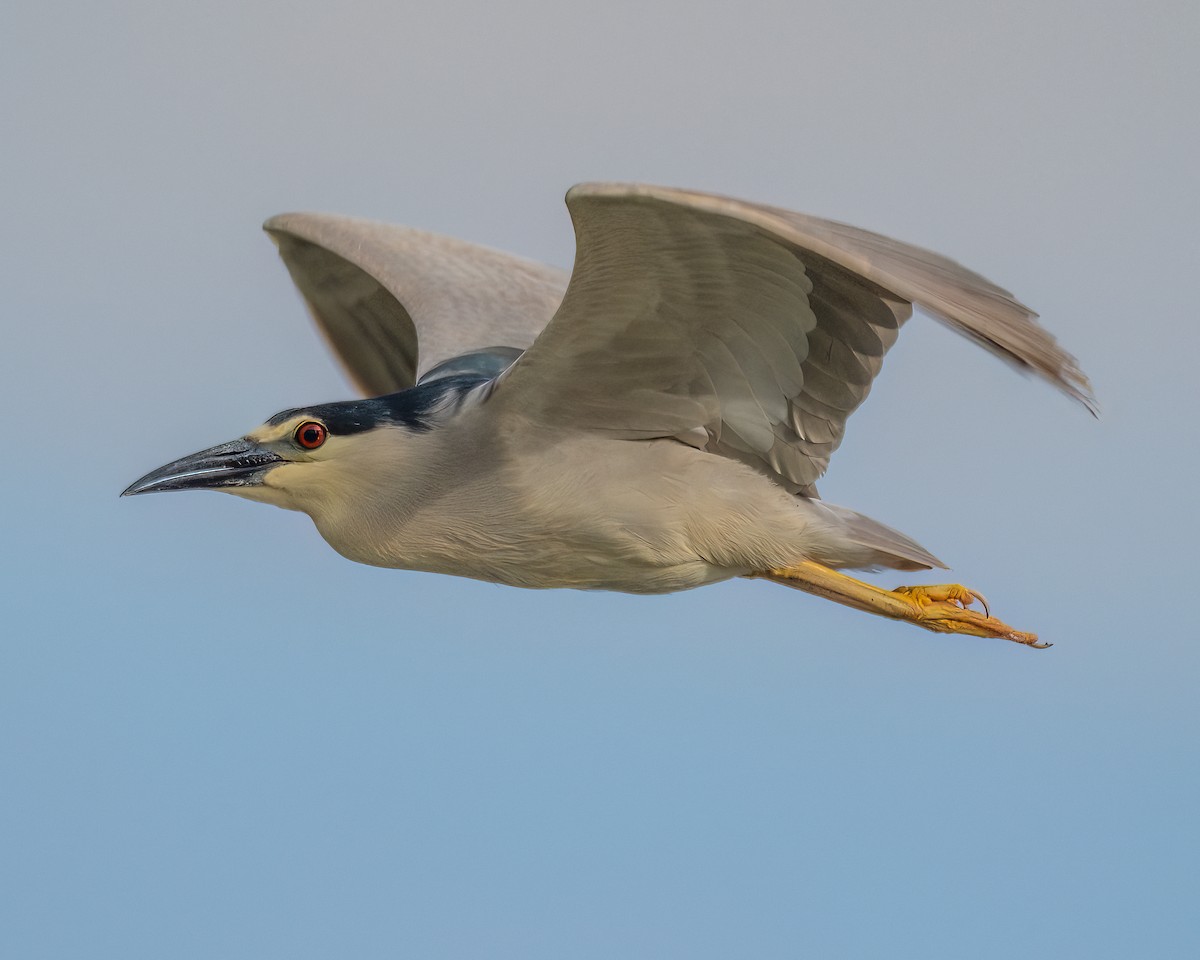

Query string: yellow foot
[750,562,1049,649]
[894,583,990,617]
[892,582,1046,647]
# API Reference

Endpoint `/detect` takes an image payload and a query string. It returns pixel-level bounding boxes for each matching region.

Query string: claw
[960,588,988,619]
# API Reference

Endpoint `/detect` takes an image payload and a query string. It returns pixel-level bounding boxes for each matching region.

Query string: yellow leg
[748,561,1047,648]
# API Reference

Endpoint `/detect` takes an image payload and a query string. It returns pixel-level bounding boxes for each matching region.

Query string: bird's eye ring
[295,421,328,450]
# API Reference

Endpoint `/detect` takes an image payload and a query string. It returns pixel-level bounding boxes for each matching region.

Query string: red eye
[295,421,327,450]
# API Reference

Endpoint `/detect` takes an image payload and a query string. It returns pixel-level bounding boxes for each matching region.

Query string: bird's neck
[303,421,500,574]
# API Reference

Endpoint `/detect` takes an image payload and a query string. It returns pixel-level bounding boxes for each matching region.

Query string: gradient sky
[3,1,1197,957]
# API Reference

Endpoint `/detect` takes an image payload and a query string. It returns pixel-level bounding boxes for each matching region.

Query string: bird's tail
[806,501,946,572]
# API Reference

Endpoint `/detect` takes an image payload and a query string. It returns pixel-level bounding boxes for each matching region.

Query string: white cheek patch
[253,460,338,513]
[228,427,406,524]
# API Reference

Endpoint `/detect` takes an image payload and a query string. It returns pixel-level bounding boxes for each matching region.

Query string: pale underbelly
[395,539,742,594]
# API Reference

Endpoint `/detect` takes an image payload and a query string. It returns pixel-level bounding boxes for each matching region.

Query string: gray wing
[264,212,569,395]
[495,182,1094,492]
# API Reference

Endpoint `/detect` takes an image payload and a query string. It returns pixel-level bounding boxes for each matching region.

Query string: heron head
[121,377,478,514]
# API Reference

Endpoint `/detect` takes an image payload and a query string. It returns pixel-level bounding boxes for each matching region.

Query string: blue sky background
[3,1,1197,956]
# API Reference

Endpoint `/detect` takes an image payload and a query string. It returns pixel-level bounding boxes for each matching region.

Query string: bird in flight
[124,183,1092,647]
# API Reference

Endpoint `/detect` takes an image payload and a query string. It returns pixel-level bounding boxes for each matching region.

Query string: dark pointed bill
[121,438,284,496]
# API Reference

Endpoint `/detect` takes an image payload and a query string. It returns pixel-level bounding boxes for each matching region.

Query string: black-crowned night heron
[124,183,1093,647]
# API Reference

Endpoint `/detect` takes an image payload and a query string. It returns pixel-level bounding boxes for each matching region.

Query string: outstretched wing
[495,182,1093,492]
[264,213,569,395]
